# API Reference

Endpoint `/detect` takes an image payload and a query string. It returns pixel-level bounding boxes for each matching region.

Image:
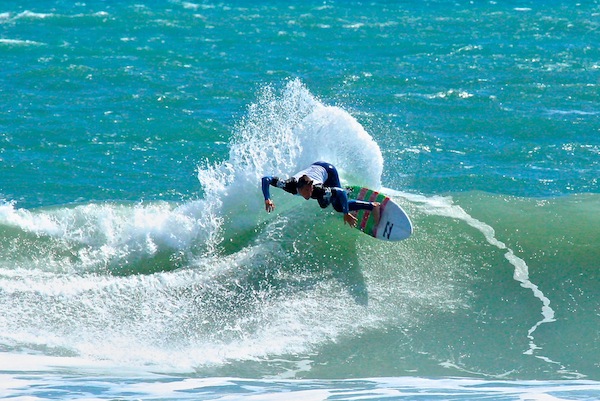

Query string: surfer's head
[296,175,313,200]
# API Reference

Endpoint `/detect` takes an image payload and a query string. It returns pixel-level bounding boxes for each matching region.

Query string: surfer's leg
[330,196,343,212]
[349,200,381,225]
[348,200,373,211]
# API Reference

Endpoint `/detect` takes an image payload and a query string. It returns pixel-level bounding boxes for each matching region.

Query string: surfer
[261,161,380,227]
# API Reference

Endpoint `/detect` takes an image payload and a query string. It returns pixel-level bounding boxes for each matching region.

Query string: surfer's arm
[261,176,276,201]
[261,176,298,213]
[262,176,298,198]
[261,176,277,213]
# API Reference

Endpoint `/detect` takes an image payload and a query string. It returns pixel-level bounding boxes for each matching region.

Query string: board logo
[382,221,394,239]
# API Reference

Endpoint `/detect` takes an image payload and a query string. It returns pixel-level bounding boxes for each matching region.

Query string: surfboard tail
[347,185,413,241]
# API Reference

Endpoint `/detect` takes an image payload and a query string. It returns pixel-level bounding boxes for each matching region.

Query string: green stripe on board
[347,186,387,236]
[362,191,386,235]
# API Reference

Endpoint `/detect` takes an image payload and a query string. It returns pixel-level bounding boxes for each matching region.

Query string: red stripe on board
[360,211,370,231]
[380,196,390,209]
[359,190,379,231]
[372,197,390,237]
[358,189,373,230]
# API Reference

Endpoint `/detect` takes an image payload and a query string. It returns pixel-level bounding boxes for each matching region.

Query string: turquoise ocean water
[1,1,599,399]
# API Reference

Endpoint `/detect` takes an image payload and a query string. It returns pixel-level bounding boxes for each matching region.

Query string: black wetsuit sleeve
[261,176,297,200]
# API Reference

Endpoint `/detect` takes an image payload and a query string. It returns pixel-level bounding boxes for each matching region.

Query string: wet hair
[296,175,313,190]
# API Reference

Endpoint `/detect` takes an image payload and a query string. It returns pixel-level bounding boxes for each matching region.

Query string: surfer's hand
[343,213,357,227]
[265,199,275,213]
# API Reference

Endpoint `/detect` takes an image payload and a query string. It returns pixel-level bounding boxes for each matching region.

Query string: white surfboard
[347,186,413,241]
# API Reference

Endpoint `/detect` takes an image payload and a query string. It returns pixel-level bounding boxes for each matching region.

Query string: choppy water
[1,1,599,399]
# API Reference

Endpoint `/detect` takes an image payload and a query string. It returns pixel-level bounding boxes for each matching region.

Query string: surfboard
[346,186,413,241]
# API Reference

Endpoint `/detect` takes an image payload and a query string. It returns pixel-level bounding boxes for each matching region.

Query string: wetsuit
[261,161,374,214]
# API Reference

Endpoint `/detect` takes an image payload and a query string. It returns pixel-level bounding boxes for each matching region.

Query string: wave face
[1,81,598,382]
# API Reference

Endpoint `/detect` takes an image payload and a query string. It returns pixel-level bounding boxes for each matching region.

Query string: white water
[0,80,390,373]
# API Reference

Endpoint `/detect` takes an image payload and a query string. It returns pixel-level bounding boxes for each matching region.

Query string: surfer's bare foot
[372,202,381,226]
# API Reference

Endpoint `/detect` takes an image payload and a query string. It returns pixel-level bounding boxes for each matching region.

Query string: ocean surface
[1,0,599,399]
